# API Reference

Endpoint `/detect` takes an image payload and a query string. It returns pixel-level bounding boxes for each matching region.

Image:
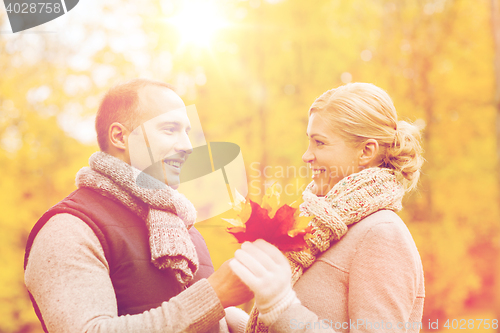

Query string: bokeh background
[1,0,499,331]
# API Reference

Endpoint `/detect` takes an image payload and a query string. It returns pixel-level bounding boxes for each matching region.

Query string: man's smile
[162,157,186,174]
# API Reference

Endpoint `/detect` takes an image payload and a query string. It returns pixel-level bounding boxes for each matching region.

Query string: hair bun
[385,120,424,191]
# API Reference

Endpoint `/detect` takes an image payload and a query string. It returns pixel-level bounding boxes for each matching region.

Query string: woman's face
[302,112,362,196]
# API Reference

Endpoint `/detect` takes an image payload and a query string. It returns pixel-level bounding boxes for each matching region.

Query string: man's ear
[358,139,380,168]
[108,122,129,151]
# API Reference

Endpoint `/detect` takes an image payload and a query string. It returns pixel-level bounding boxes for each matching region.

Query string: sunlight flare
[167,1,228,47]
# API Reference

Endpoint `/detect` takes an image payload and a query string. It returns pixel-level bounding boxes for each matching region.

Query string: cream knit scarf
[246,167,405,333]
[75,151,198,286]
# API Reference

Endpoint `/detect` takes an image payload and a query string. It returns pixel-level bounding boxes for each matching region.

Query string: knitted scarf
[75,151,198,285]
[246,167,405,333]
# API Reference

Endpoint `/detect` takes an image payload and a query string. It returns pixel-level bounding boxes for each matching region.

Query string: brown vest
[24,188,215,332]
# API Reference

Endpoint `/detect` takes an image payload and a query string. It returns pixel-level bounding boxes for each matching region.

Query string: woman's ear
[358,139,380,168]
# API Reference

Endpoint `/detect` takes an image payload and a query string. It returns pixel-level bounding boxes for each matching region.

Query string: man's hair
[95,78,175,152]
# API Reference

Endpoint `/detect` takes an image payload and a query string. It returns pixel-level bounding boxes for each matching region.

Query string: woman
[229,82,425,333]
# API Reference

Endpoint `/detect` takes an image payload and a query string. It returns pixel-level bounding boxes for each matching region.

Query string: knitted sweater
[268,210,425,333]
[24,213,230,333]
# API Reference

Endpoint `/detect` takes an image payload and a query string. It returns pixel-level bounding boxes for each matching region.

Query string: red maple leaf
[227,199,311,251]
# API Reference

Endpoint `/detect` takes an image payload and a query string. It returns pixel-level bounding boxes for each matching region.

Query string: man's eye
[162,128,174,134]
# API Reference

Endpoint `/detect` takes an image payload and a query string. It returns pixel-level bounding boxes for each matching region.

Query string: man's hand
[208,259,254,308]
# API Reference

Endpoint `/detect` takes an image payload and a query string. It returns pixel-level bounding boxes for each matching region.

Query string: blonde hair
[309,82,424,192]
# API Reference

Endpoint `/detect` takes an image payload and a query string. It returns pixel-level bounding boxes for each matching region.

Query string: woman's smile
[303,112,362,196]
[309,164,326,178]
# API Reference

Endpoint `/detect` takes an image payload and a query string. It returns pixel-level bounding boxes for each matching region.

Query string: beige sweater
[24,213,232,333]
[269,210,425,333]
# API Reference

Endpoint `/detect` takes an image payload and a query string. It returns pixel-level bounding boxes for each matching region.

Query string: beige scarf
[246,167,405,333]
[76,151,198,285]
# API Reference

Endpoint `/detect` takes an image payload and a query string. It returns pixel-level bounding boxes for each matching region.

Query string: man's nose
[176,132,193,155]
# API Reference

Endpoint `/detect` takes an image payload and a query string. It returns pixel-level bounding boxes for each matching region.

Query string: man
[24,79,252,332]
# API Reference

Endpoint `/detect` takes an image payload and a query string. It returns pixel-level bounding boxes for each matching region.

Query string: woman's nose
[302,146,314,164]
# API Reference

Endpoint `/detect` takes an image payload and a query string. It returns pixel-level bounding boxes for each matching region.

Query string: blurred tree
[1,0,499,331]
[364,0,494,320]
[0,2,177,331]
[490,0,500,328]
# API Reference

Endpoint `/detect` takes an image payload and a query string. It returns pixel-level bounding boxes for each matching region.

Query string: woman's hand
[224,306,249,333]
[229,239,300,325]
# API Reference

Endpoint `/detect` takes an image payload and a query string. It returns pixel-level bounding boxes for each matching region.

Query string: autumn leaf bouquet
[224,184,313,251]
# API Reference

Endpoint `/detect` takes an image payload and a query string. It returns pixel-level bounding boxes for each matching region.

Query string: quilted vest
[24,188,214,332]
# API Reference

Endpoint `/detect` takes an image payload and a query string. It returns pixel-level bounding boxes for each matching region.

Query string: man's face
[127,85,193,188]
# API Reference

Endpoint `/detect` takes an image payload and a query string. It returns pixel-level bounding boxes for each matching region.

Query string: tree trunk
[490,0,500,329]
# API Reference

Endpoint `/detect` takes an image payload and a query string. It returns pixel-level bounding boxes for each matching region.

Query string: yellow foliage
[1,0,500,330]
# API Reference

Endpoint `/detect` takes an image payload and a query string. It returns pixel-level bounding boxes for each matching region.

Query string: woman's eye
[316,140,324,146]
